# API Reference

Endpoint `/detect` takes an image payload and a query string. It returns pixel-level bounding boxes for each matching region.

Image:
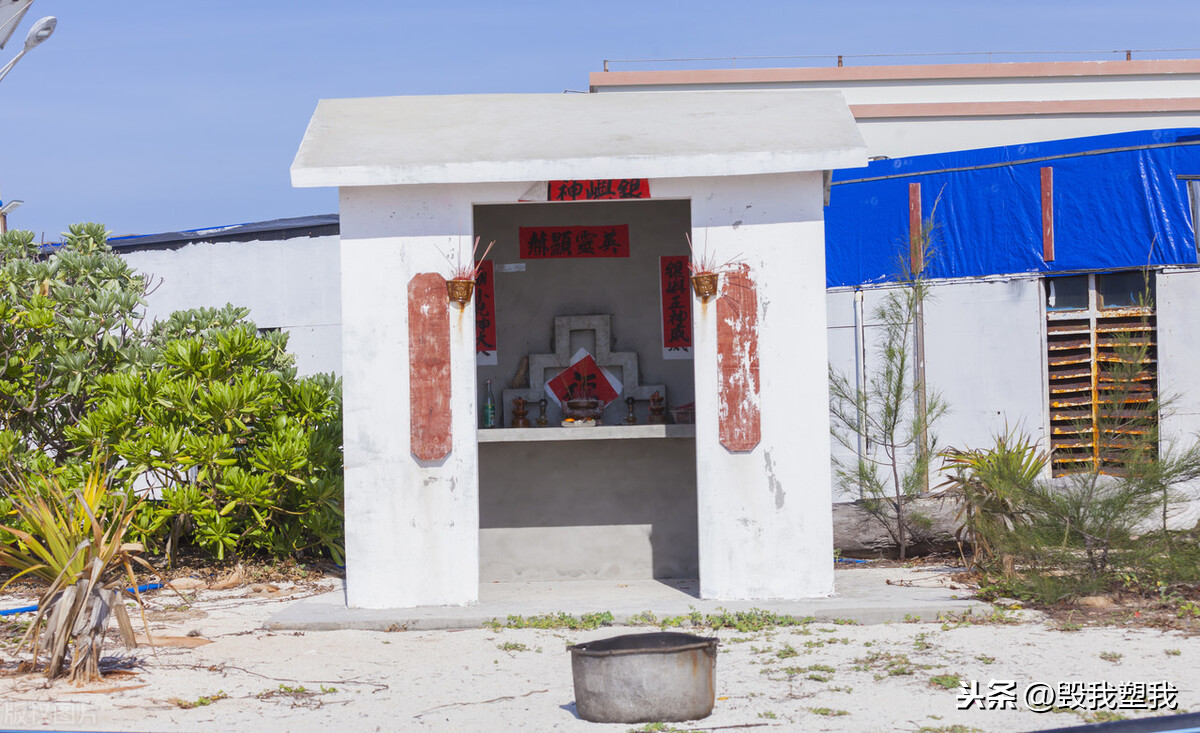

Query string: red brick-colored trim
[850,97,1200,119]
[409,273,452,462]
[717,264,760,452]
[589,59,1200,90]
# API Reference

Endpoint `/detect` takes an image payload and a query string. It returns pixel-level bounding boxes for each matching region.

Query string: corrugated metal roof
[107,214,339,251]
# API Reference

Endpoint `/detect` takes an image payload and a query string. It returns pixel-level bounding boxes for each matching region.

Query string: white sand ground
[1,569,1197,733]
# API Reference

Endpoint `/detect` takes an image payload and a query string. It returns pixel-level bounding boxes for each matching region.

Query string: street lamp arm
[0,46,27,85]
[0,16,54,86]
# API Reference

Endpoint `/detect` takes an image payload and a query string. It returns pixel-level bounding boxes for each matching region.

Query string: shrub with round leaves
[0,225,343,563]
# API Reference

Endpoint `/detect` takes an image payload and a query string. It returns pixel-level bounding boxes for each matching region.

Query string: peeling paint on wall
[408,272,452,461]
[717,264,761,452]
[764,451,785,509]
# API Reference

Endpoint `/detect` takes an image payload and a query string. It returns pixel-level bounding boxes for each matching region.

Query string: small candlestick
[648,391,667,425]
[624,396,637,425]
[536,397,548,427]
[512,397,530,428]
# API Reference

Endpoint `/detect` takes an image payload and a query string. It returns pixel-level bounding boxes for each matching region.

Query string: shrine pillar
[337,182,510,609]
[658,172,835,600]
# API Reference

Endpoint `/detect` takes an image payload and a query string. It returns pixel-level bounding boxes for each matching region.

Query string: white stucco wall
[855,115,1200,160]
[593,70,1200,106]
[807,71,1200,159]
[923,277,1048,453]
[1157,269,1200,443]
[591,64,1200,158]
[657,172,835,599]
[827,277,1049,502]
[827,287,906,502]
[118,234,342,376]
[1154,268,1200,526]
[827,271,1200,530]
[338,182,526,609]
[826,288,860,501]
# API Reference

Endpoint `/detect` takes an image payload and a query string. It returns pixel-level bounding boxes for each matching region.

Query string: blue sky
[2,0,1199,239]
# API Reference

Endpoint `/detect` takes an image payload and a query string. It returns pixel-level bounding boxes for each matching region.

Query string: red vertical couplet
[474,259,496,353]
[1041,167,1055,262]
[716,264,760,452]
[660,256,692,349]
[409,273,452,462]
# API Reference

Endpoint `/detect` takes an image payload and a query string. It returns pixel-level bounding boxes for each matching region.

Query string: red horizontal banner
[549,179,650,201]
[519,225,630,259]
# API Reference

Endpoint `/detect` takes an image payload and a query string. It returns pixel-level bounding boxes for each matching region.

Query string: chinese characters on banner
[474,260,497,365]
[519,225,630,259]
[660,256,693,359]
[548,179,651,201]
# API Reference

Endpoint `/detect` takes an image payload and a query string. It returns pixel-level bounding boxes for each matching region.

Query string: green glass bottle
[483,379,497,428]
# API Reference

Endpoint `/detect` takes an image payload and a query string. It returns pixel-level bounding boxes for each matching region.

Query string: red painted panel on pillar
[716,264,760,452]
[409,273,452,461]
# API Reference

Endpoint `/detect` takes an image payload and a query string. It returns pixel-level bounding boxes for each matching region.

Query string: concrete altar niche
[502,314,666,427]
[479,313,692,582]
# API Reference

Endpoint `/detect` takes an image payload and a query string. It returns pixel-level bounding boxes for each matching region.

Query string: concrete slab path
[267,564,988,631]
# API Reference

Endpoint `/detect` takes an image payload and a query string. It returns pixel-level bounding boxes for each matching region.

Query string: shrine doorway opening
[472,197,699,582]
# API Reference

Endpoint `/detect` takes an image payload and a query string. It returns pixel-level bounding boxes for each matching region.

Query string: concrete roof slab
[291,90,866,188]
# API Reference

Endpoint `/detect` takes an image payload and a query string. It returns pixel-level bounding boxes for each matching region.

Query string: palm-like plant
[0,462,152,683]
[939,429,1046,571]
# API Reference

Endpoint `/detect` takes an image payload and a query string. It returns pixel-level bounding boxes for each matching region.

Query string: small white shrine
[291,90,866,608]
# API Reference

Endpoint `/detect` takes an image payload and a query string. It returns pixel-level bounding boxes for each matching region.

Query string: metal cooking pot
[569,632,718,723]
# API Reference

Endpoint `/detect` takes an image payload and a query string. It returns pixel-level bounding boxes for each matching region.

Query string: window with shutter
[1046,272,1156,477]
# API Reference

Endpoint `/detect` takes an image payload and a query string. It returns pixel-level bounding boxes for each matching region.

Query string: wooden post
[908,182,928,495]
[908,183,923,275]
[1041,167,1055,262]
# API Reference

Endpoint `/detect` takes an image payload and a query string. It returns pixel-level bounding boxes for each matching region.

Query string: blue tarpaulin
[825,129,1200,288]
